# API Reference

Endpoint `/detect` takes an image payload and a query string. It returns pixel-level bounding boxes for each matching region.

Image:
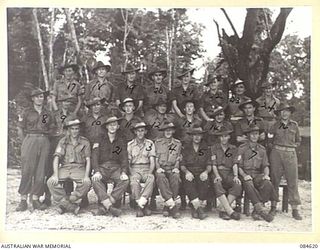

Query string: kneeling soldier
[91,116,129,217]
[235,125,278,222]
[180,126,211,220]
[47,116,91,215]
[211,127,242,220]
[128,122,156,217]
[155,121,181,218]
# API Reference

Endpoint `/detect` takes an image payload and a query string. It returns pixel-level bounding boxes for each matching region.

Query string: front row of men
[44,114,280,222]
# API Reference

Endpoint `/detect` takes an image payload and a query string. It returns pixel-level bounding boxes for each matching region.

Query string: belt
[274,145,295,152]
[27,133,48,137]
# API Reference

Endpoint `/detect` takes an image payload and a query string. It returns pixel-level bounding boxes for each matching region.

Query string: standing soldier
[155,121,182,219]
[235,99,265,145]
[52,64,82,115]
[211,127,242,220]
[118,98,142,142]
[171,68,200,118]
[144,98,176,141]
[85,61,114,105]
[47,116,91,215]
[256,81,280,140]
[228,79,251,124]
[235,125,278,222]
[91,116,129,217]
[180,126,212,220]
[128,122,156,217]
[269,103,302,220]
[115,64,145,116]
[44,93,74,206]
[144,65,170,114]
[199,74,228,122]
[16,88,54,211]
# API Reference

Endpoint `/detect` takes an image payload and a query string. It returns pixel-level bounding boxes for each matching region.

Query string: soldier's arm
[120,140,129,174]
[199,107,212,122]
[232,164,239,177]
[172,100,184,118]
[84,157,91,178]
[73,95,82,115]
[52,156,59,178]
[91,143,100,174]
[295,124,301,147]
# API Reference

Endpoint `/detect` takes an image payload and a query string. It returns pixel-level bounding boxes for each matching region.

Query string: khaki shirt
[128,138,156,165]
[270,120,301,148]
[256,95,280,119]
[155,137,182,171]
[85,78,114,103]
[54,135,91,166]
[52,78,81,104]
[211,143,237,172]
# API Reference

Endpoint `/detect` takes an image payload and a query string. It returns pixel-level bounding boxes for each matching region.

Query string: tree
[214,8,292,98]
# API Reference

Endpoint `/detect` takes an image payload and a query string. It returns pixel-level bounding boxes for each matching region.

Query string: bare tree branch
[220,8,239,39]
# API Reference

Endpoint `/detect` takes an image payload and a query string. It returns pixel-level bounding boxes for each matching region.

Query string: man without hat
[52,63,82,115]
[234,124,278,222]
[155,121,182,218]
[180,126,212,220]
[91,116,129,217]
[128,122,156,217]
[268,103,302,220]
[47,116,91,215]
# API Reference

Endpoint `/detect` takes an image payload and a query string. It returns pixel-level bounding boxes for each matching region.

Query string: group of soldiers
[15,61,303,222]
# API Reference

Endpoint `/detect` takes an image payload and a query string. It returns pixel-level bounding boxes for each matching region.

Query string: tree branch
[220,8,239,39]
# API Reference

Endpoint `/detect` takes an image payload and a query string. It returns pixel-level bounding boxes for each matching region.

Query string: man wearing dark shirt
[180,126,212,220]
[91,116,129,217]
[16,88,54,212]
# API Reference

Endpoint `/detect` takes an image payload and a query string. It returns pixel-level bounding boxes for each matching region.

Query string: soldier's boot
[113,199,122,209]
[60,199,80,215]
[251,208,262,221]
[91,205,107,216]
[292,209,302,220]
[150,197,157,211]
[197,207,208,220]
[254,203,273,222]
[32,200,48,211]
[169,205,181,219]
[143,204,152,216]
[16,200,28,212]
[205,200,213,212]
[229,211,241,220]
[219,211,231,220]
[108,206,122,217]
[269,206,277,217]
[136,207,144,217]
[234,198,242,213]
[79,195,89,209]
[163,206,170,217]
[180,195,187,211]
[190,204,198,219]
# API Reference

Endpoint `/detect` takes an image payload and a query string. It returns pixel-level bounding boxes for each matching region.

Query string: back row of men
[15,62,302,222]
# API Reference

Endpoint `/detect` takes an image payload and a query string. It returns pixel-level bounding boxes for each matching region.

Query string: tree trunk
[48,8,55,88]
[32,9,49,91]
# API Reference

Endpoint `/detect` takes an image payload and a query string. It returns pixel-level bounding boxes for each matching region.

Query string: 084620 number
[300,244,318,249]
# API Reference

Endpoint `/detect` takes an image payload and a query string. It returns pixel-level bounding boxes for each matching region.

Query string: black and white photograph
[5,6,312,233]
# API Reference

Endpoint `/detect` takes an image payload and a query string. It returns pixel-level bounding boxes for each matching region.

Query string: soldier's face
[220,134,230,145]
[153,73,163,84]
[32,94,44,105]
[124,102,135,114]
[135,128,146,140]
[235,84,245,95]
[97,67,107,78]
[215,112,225,122]
[69,125,80,138]
[106,121,119,134]
[264,86,273,96]
[281,109,291,120]
[92,102,102,114]
[127,72,136,82]
[209,79,219,90]
[62,100,71,110]
[193,134,202,144]
[185,102,195,115]
[243,104,255,116]
[164,129,174,139]
[182,73,191,84]
[248,131,259,142]
[156,104,167,114]
[63,67,75,80]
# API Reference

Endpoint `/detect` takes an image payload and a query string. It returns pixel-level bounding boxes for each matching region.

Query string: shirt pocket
[288,128,296,142]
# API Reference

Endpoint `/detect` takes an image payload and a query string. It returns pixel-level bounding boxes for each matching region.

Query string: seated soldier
[180,126,211,220]
[199,74,228,122]
[91,116,129,217]
[118,98,142,142]
[235,125,278,222]
[155,121,182,219]
[47,116,91,215]
[211,127,242,220]
[128,122,156,217]
[144,98,176,141]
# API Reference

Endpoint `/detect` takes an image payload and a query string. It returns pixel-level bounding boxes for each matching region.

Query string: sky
[186,7,312,78]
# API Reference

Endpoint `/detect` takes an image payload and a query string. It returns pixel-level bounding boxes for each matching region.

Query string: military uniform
[128,138,156,201]
[18,106,54,197]
[256,94,280,132]
[114,81,145,108]
[269,119,301,206]
[234,117,265,144]
[175,114,203,145]
[155,137,182,201]
[118,115,142,142]
[204,120,234,146]
[143,84,171,113]
[200,89,228,116]
[81,113,107,144]
[228,95,251,122]
[235,142,278,205]
[47,135,91,205]
[91,132,129,204]
[171,84,200,112]
[85,78,115,104]
[211,143,242,198]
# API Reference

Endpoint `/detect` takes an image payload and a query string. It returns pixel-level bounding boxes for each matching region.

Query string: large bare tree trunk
[48,8,55,88]
[32,9,49,91]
